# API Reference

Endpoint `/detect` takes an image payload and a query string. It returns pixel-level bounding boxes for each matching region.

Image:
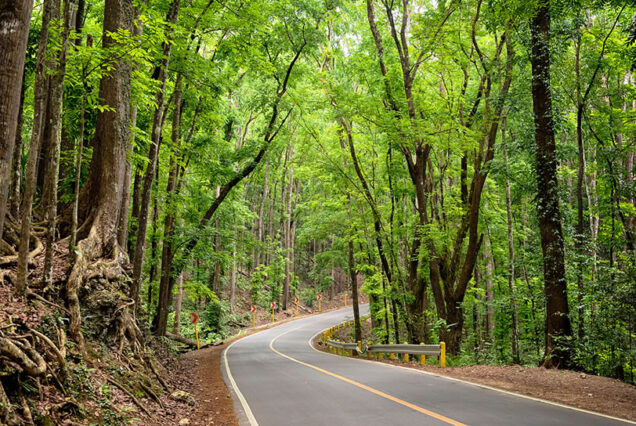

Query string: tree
[0,0,33,243]
[529,0,573,369]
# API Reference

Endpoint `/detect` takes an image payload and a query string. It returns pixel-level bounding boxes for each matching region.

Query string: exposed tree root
[30,329,66,378]
[26,289,69,315]
[0,234,42,266]
[141,381,164,408]
[0,337,46,376]
[143,354,171,392]
[106,377,155,420]
[0,379,19,425]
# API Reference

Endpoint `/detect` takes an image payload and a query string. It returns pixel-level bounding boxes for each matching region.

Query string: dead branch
[165,332,197,348]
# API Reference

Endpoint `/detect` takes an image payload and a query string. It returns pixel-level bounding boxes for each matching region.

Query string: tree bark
[530,1,573,368]
[349,239,362,344]
[16,0,53,294]
[0,0,33,243]
[283,147,294,310]
[42,0,74,287]
[65,0,134,351]
[502,123,520,364]
[173,273,184,335]
[9,78,26,219]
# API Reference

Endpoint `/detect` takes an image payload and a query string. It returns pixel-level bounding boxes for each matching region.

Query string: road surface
[222,306,631,426]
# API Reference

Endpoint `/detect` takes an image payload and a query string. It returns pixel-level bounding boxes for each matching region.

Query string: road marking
[224,338,259,426]
[308,329,636,426]
[269,328,466,426]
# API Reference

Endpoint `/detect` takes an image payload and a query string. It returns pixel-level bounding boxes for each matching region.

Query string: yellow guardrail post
[440,341,446,368]
[389,342,394,360]
[357,341,361,357]
[194,322,200,350]
[419,342,426,365]
[403,342,409,363]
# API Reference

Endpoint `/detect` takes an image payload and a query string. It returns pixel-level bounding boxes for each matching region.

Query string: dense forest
[0,0,634,421]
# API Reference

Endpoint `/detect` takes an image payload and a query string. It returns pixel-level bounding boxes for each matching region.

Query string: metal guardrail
[366,343,442,357]
[323,317,446,367]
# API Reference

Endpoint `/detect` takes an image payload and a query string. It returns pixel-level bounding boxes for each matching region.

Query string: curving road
[222,306,631,426]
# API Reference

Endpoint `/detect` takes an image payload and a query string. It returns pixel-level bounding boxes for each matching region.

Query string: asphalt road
[222,306,631,426]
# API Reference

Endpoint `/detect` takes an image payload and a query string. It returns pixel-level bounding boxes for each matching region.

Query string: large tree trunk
[65,0,134,352]
[530,1,573,369]
[0,0,33,243]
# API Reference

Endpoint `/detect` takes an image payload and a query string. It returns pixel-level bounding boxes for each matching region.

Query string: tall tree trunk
[254,162,269,270]
[9,78,26,219]
[42,0,74,287]
[502,124,520,364]
[147,182,159,313]
[16,0,54,294]
[173,273,184,335]
[530,1,573,368]
[349,238,362,344]
[229,240,237,311]
[0,0,33,243]
[484,231,495,342]
[283,148,294,310]
[130,0,181,310]
[154,78,183,336]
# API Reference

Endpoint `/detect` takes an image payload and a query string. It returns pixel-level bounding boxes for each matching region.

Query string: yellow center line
[269,328,466,426]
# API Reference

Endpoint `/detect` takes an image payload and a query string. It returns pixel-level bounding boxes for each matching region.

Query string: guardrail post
[389,342,394,360]
[419,342,426,365]
[403,342,409,363]
[440,341,446,368]
[376,352,381,360]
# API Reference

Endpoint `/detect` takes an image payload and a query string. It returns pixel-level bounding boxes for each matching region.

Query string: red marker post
[190,312,200,349]
[271,301,276,323]
[317,294,322,312]
[251,305,256,327]
[295,296,299,316]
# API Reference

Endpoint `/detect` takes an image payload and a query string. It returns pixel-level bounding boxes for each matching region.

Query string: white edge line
[308,328,635,425]
[223,338,259,426]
